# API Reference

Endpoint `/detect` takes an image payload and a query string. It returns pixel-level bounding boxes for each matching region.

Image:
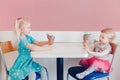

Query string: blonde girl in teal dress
[9,18,54,80]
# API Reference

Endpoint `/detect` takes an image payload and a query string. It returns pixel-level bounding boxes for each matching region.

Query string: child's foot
[76,72,87,79]
[76,70,93,79]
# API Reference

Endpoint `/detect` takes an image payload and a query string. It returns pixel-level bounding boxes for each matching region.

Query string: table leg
[57,58,63,80]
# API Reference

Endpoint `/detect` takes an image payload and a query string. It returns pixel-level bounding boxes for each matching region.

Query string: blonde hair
[13,18,30,43]
[101,28,116,42]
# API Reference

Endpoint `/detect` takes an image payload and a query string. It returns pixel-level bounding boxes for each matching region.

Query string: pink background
[0,0,120,31]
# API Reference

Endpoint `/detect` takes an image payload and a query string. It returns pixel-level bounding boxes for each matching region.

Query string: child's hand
[83,40,88,49]
[47,34,55,45]
[82,33,91,49]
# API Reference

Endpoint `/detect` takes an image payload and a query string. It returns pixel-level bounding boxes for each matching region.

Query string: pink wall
[0,0,120,31]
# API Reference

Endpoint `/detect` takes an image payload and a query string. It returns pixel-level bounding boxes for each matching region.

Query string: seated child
[9,18,55,80]
[76,28,116,79]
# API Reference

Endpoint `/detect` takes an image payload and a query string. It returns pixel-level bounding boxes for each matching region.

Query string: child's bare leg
[28,72,36,80]
[76,61,98,79]
[76,66,95,79]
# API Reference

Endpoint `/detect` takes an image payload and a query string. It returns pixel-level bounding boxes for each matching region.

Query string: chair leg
[6,75,8,80]
[43,67,49,80]
[107,77,109,80]
[67,73,69,80]
[67,73,79,80]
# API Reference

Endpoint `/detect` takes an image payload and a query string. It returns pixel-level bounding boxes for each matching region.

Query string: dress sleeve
[28,35,35,43]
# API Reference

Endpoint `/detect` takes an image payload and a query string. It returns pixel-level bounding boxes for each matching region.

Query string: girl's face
[20,24,31,35]
[99,33,109,44]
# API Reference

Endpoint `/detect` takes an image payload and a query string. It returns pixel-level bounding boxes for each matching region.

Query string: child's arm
[34,40,48,46]
[86,45,110,57]
[20,36,53,51]
[33,34,55,46]
[26,44,52,51]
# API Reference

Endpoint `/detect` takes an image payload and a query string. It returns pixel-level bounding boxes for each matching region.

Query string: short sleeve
[27,35,35,43]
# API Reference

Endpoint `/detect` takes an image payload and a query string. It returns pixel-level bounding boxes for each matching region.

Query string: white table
[31,42,88,80]
[31,43,88,58]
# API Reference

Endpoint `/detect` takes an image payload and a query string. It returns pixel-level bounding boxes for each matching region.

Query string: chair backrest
[0,41,13,54]
[110,43,117,55]
[109,43,117,72]
[0,47,8,74]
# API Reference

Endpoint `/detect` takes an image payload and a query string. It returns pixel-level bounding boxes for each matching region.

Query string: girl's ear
[20,26,24,32]
[19,27,23,33]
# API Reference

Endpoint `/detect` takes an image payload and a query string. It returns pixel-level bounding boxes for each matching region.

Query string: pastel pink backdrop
[0,0,120,31]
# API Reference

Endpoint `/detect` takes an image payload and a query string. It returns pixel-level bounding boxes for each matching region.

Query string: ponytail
[13,18,31,44]
[13,18,22,43]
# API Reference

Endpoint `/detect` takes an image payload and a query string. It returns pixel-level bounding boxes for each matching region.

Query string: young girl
[76,28,116,79]
[9,18,54,80]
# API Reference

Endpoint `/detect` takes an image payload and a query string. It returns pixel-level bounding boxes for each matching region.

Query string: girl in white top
[76,28,116,79]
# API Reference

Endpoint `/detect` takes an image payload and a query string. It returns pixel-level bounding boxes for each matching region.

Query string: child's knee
[28,72,36,80]
[28,72,41,80]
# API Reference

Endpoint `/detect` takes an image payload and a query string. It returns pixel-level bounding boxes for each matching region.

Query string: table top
[31,42,88,58]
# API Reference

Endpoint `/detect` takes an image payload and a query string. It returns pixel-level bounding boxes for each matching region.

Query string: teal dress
[9,35,43,80]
